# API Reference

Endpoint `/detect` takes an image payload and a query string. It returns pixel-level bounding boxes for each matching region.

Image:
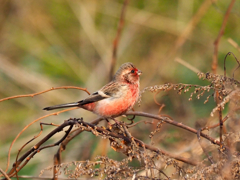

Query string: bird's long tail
[43,102,79,111]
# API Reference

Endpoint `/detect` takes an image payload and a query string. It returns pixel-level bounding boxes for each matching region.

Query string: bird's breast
[94,83,139,118]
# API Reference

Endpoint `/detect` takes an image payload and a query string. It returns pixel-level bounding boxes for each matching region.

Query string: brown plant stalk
[212,0,236,151]
[109,0,129,80]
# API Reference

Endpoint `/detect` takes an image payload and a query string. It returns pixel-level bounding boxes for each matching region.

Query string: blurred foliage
[0,0,240,178]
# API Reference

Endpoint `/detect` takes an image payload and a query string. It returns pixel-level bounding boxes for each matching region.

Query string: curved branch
[126,111,221,146]
[0,86,90,103]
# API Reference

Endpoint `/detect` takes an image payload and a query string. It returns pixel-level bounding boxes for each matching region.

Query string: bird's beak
[137,70,142,76]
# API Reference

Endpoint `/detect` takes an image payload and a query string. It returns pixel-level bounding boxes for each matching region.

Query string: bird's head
[113,62,142,84]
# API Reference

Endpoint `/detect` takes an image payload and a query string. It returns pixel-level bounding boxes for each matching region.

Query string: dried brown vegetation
[1,66,240,179]
[0,0,240,180]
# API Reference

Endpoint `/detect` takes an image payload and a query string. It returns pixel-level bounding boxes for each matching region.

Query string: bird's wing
[78,81,124,105]
[100,81,126,97]
[78,91,108,105]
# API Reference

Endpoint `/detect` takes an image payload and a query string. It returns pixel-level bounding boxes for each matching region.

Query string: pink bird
[43,62,142,119]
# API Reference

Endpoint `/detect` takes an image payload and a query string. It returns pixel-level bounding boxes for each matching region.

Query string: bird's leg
[105,118,121,130]
[105,118,113,129]
[111,118,121,126]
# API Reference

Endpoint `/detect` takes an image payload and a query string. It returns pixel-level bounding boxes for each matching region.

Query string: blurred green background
[0,0,239,178]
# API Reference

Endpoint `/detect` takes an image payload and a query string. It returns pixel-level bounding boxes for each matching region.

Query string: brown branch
[56,118,198,167]
[127,120,153,128]
[197,129,214,164]
[122,123,138,148]
[12,175,80,180]
[1,86,89,173]
[52,117,104,179]
[201,114,229,131]
[126,111,221,146]
[15,123,72,179]
[109,0,129,80]
[5,112,207,178]
[0,168,10,180]
[14,122,59,180]
[223,52,240,79]
[219,106,223,146]
[137,140,197,166]
[6,110,231,177]
[0,86,90,103]
[7,119,78,178]
[77,119,197,166]
[214,0,237,157]
[212,0,236,74]
[6,106,79,173]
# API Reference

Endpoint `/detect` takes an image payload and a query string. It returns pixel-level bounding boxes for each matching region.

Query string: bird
[43,62,142,120]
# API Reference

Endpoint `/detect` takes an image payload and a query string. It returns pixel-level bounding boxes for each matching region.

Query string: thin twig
[12,175,85,180]
[14,123,59,180]
[6,110,231,177]
[219,107,223,147]
[223,52,240,79]
[6,107,79,173]
[52,117,104,179]
[213,0,237,155]
[7,119,78,178]
[122,123,138,148]
[0,86,90,103]
[78,119,197,165]
[212,0,236,73]
[109,0,129,80]
[0,168,11,180]
[197,129,214,164]
[126,111,221,146]
[127,120,153,128]
[201,114,229,131]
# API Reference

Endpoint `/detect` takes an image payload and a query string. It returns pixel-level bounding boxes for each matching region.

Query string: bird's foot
[112,118,123,129]
[105,118,122,130]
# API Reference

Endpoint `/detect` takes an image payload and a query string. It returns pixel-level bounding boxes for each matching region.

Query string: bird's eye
[131,69,135,73]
